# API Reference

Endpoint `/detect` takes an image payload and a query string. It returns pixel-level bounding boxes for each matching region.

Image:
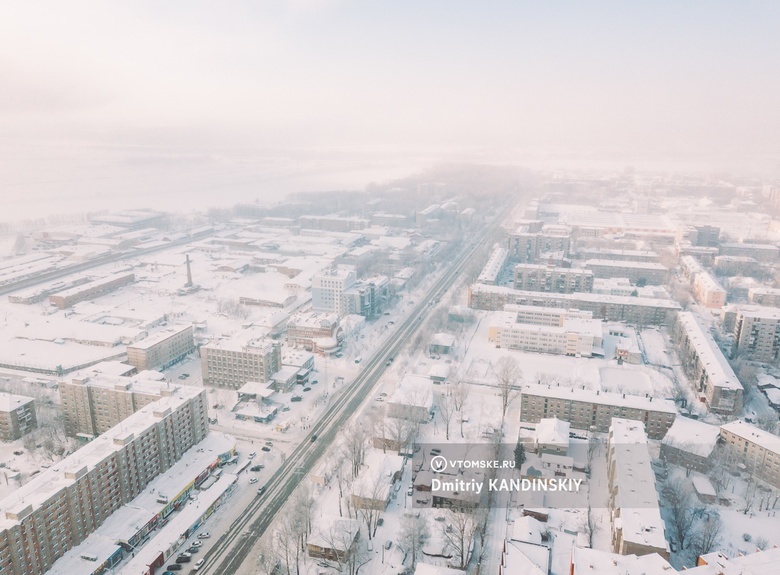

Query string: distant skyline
[2,1,780,221]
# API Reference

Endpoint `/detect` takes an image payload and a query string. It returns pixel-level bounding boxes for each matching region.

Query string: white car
[249,477,258,484]
[197,532,211,539]
[194,558,205,570]
[191,541,202,547]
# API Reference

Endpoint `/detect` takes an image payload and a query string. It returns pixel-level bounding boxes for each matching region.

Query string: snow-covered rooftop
[522,384,676,414]
[720,420,780,454]
[535,418,570,446]
[661,417,720,458]
[676,312,741,391]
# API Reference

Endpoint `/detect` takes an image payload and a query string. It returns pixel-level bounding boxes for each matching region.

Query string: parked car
[291,395,302,402]
[175,556,191,564]
[303,387,311,392]
[250,465,264,472]
[187,547,200,554]
[190,541,202,547]
[179,552,192,558]
[166,566,182,572]
[198,532,211,539]
[248,452,256,458]
[249,477,258,484]
[265,441,273,446]
[261,446,271,452]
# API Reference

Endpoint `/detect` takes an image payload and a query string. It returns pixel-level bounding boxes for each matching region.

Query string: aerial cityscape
[2,3,780,575]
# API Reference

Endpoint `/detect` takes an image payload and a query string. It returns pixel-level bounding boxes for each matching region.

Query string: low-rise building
[748,286,780,307]
[520,384,676,439]
[672,312,743,416]
[387,374,433,422]
[286,312,343,353]
[126,324,194,371]
[534,418,570,455]
[660,417,720,473]
[477,246,508,285]
[718,242,779,263]
[0,393,36,440]
[607,419,669,559]
[48,272,135,309]
[489,312,602,357]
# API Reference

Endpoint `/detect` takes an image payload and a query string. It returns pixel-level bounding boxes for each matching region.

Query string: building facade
[201,338,282,389]
[672,312,743,416]
[0,394,36,441]
[693,272,727,309]
[0,388,208,575]
[48,272,135,309]
[519,384,676,439]
[468,284,680,326]
[126,325,194,371]
[311,269,357,317]
[731,305,780,363]
[719,420,780,489]
[286,312,343,353]
[584,260,669,285]
[513,264,593,294]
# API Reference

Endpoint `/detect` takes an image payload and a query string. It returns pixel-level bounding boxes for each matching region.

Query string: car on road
[407,487,413,496]
[179,552,192,558]
[311,434,318,442]
[190,541,202,547]
[379,392,387,397]
[354,357,362,363]
[187,547,200,553]
[281,406,291,412]
[385,359,393,366]
[291,395,302,402]
[193,559,205,571]
[375,396,383,401]
[265,441,273,446]
[248,452,256,458]
[310,379,318,385]
[257,486,266,495]
[197,532,211,539]
[303,387,311,392]
[261,446,271,451]
[250,464,265,471]
[249,477,258,484]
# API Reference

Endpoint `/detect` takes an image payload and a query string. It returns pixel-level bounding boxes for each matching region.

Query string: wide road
[201,207,511,575]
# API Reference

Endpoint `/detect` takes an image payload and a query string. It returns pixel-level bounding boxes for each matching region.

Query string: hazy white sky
[2,1,780,219]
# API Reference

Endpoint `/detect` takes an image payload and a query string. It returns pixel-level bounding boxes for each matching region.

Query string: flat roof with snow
[676,312,741,390]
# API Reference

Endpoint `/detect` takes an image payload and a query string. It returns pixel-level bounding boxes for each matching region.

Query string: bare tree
[436,391,456,440]
[687,511,722,563]
[353,474,387,540]
[255,543,282,575]
[451,381,471,412]
[579,505,601,548]
[342,420,369,479]
[755,536,770,551]
[492,356,522,419]
[440,507,486,570]
[662,479,703,551]
[274,508,305,575]
[399,514,430,569]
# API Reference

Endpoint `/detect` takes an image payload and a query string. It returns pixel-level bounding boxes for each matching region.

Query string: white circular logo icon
[431,455,448,473]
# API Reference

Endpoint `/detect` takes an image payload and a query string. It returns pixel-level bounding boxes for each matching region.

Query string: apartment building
[201,337,282,389]
[489,312,602,357]
[584,260,669,285]
[519,384,676,439]
[513,264,593,293]
[678,224,720,248]
[299,215,368,232]
[0,387,207,575]
[126,324,194,371]
[575,248,659,262]
[748,287,780,307]
[508,230,570,263]
[477,246,508,285]
[693,271,727,309]
[680,255,705,281]
[286,312,343,353]
[342,276,389,319]
[718,242,779,263]
[607,419,669,559]
[468,284,680,326]
[48,272,135,309]
[0,394,36,441]
[719,420,780,489]
[311,269,357,317]
[714,255,761,276]
[59,374,183,438]
[672,312,743,416]
[731,305,780,362]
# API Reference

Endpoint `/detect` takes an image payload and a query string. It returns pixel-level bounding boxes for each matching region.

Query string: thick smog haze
[2,1,779,221]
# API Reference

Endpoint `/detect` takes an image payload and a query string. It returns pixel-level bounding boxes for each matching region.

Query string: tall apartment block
[719,420,780,489]
[672,312,742,416]
[468,284,680,326]
[730,305,780,363]
[508,230,570,263]
[201,336,282,389]
[311,269,357,317]
[519,384,676,439]
[59,374,185,438]
[513,264,593,294]
[0,387,207,575]
[0,394,36,441]
[584,260,669,285]
[607,419,669,558]
[126,324,194,371]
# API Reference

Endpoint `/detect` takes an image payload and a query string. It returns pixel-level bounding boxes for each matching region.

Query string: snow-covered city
[3,4,780,575]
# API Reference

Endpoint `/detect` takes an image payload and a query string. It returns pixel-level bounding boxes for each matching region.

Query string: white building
[489,312,602,357]
[311,269,357,317]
